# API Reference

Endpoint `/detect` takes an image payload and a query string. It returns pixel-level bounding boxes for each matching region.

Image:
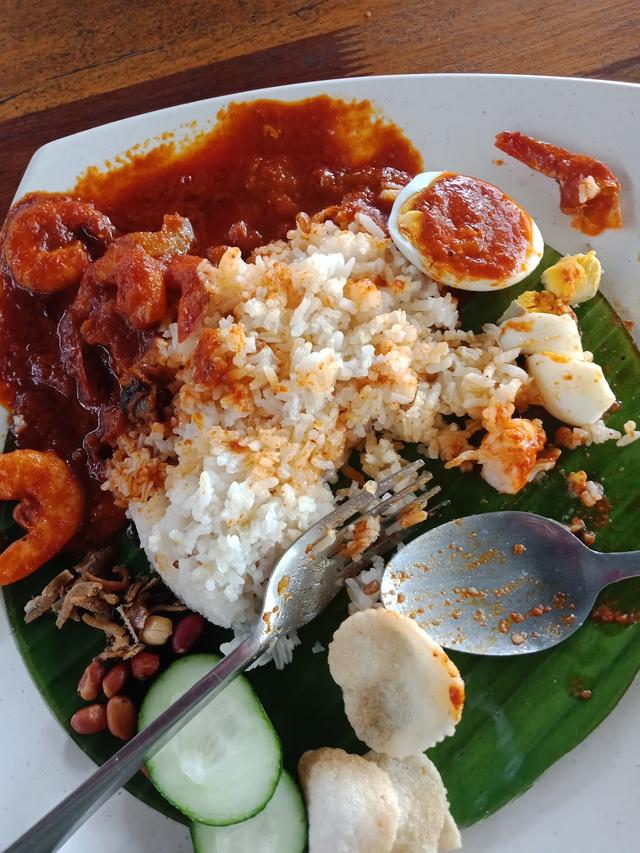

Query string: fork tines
[374,459,424,496]
[319,461,441,561]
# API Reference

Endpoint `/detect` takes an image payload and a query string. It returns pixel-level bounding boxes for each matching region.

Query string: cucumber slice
[138,653,282,825]
[191,771,307,853]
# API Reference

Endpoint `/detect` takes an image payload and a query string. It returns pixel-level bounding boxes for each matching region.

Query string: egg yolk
[398,173,533,282]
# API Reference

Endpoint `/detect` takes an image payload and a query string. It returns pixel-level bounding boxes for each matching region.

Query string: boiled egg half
[389,171,544,291]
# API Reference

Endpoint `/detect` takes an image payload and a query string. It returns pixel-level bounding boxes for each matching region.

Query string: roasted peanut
[106,696,137,740]
[77,660,105,701]
[140,615,173,646]
[102,662,129,698]
[171,613,205,654]
[70,703,107,735]
[131,651,160,680]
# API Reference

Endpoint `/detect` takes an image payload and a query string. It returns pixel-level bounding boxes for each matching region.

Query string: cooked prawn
[165,254,214,341]
[3,195,116,292]
[91,242,167,329]
[88,214,196,329]
[120,213,194,258]
[445,403,546,494]
[0,450,84,585]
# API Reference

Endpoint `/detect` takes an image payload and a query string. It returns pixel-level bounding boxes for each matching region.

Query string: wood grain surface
[0,29,366,215]
[1,0,639,213]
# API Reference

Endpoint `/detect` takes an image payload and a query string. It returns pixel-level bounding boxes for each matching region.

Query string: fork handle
[6,628,270,853]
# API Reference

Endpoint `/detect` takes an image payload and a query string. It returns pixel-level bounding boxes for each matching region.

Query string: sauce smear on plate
[495,131,621,236]
[75,97,422,255]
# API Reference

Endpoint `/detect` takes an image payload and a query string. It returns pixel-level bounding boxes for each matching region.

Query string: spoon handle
[5,627,269,853]
[594,548,640,588]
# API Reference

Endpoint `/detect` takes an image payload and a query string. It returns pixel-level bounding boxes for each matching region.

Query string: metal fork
[6,461,440,853]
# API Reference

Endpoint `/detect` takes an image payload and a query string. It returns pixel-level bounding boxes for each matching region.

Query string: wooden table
[1,0,639,216]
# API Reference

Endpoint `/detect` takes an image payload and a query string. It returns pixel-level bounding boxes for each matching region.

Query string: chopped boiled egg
[498,290,577,323]
[499,311,583,358]
[541,250,602,304]
[389,171,544,291]
[527,352,616,426]
[516,289,576,317]
[495,263,614,427]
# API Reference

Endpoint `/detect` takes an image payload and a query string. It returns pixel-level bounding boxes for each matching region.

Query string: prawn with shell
[0,194,219,588]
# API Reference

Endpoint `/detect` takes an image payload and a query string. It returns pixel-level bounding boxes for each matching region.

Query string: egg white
[527,352,616,426]
[388,171,544,292]
[499,312,584,358]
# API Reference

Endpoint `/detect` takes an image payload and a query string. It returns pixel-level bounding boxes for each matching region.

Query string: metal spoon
[381,511,640,655]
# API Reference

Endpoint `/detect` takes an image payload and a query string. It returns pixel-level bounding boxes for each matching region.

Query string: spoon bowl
[382,511,640,655]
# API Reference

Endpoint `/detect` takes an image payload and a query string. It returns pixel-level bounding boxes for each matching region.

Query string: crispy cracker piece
[366,751,461,852]
[366,752,447,853]
[439,809,462,851]
[298,747,400,853]
[328,609,464,757]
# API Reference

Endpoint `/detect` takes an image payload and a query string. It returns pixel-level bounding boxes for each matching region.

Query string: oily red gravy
[0,97,421,546]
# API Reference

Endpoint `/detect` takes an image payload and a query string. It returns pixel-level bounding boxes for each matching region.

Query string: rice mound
[106,217,531,656]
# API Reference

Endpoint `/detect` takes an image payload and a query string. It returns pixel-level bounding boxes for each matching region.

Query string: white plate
[1,74,639,851]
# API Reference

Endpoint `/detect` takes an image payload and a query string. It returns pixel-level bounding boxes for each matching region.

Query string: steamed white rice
[106,217,534,651]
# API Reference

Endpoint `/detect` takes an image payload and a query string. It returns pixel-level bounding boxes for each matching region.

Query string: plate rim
[18,72,640,204]
[3,70,640,853]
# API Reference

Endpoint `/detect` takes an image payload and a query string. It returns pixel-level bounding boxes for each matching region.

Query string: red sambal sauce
[0,96,422,548]
[0,199,129,545]
[495,131,622,236]
[400,173,532,280]
[74,97,423,255]
[592,603,640,626]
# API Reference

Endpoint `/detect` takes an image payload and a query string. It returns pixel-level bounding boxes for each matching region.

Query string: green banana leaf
[4,245,640,829]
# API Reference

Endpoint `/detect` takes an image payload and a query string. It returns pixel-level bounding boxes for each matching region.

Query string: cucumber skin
[190,771,307,853]
[138,653,282,826]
